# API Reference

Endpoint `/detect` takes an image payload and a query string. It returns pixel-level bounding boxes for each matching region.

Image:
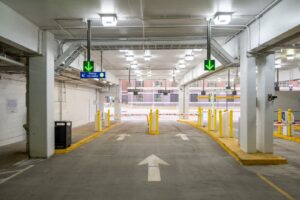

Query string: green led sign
[204,59,215,71]
[83,60,94,72]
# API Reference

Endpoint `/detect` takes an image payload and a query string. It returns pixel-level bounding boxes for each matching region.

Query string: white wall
[0,75,98,147]
[0,74,27,146]
[54,82,97,127]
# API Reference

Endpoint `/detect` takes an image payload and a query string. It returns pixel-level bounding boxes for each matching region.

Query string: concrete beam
[0,2,41,54]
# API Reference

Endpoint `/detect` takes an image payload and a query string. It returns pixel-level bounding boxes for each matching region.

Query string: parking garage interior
[0,0,300,199]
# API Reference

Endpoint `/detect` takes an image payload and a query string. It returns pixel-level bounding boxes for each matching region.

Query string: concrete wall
[0,74,27,146]
[274,91,300,120]
[0,75,98,147]
[54,82,97,127]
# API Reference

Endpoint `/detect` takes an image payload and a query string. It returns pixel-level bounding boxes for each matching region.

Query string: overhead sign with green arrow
[83,60,94,72]
[204,59,215,71]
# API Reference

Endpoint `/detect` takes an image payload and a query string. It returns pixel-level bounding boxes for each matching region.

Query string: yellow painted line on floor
[273,133,300,143]
[257,173,295,200]
[55,123,120,155]
[178,120,287,165]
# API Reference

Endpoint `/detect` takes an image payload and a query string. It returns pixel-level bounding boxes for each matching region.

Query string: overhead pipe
[0,55,25,67]
[225,0,282,44]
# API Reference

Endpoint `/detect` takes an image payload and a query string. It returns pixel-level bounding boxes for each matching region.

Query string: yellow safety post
[198,107,203,127]
[208,109,211,130]
[156,109,159,134]
[287,108,292,137]
[278,109,282,135]
[149,109,153,133]
[107,109,111,128]
[214,109,217,130]
[229,110,233,138]
[219,110,223,138]
[97,110,101,132]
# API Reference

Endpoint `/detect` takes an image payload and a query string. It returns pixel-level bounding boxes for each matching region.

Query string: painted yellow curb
[273,133,300,143]
[55,123,120,155]
[178,120,287,165]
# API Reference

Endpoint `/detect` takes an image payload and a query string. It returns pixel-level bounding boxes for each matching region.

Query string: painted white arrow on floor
[116,134,130,141]
[138,154,169,182]
[176,133,189,141]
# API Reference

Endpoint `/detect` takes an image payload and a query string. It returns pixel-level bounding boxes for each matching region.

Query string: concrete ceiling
[96,49,206,80]
[1,0,275,40]
[0,0,279,81]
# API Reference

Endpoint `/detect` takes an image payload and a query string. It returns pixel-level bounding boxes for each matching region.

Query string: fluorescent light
[119,49,128,53]
[175,69,180,73]
[193,49,203,52]
[186,49,193,54]
[144,55,151,61]
[286,54,294,60]
[147,74,152,77]
[126,55,134,61]
[286,49,295,60]
[275,59,281,65]
[134,70,141,74]
[185,54,194,61]
[131,64,138,69]
[179,60,185,64]
[178,64,186,68]
[275,64,282,69]
[100,14,117,27]
[136,74,141,77]
[144,50,150,56]
[147,70,152,74]
[214,12,232,25]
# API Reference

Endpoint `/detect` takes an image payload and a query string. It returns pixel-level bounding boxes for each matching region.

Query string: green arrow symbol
[84,62,94,72]
[205,60,214,70]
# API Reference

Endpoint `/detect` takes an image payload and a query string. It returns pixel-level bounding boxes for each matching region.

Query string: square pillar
[256,54,275,153]
[179,85,189,119]
[29,32,55,158]
[239,33,256,153]
[114,85,121,122]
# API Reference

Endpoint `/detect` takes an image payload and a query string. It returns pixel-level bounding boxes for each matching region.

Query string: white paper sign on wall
[7,99,18,113]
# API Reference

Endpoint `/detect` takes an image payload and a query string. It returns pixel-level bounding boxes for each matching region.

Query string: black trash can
[55,121,72,149]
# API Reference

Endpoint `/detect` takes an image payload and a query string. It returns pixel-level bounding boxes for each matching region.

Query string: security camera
[268,94,277,102]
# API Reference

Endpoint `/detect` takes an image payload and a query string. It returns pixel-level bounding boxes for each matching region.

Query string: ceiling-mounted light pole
[87,20,91,61]
[207,18,211,61]
[204,18,215,71]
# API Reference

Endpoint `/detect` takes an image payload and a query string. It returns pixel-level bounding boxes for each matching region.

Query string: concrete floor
[0,121,299,200]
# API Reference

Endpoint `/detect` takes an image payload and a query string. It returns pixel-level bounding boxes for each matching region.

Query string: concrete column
[29,32,56,158]
[179,85,189,119]
[256,54,275,153]
[114,85,121,122]
[239,33,256,153]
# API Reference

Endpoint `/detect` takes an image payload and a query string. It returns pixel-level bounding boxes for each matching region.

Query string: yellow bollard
[214,109,217,130]
[278,109,282,135]
[219,110,223,138]
[107,109,111,128]
[156,109,159,134]
[149,109,153,133]
[198,107,203,127]
[97,110,101,132]
[208,109,211,130]
[287,108,292,137]
[229,110,233,138]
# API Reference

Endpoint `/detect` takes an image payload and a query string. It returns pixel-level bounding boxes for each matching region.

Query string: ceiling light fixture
[131,64,138,69]
[99,14,118,27]
[286,49,295,60]
[178,64,186,69]
[126,55,134,61]
[214,12,232,25]
[193,49,203,52]
[275,64,282,69]
[185,54,194,61]
[119,49,128,53]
